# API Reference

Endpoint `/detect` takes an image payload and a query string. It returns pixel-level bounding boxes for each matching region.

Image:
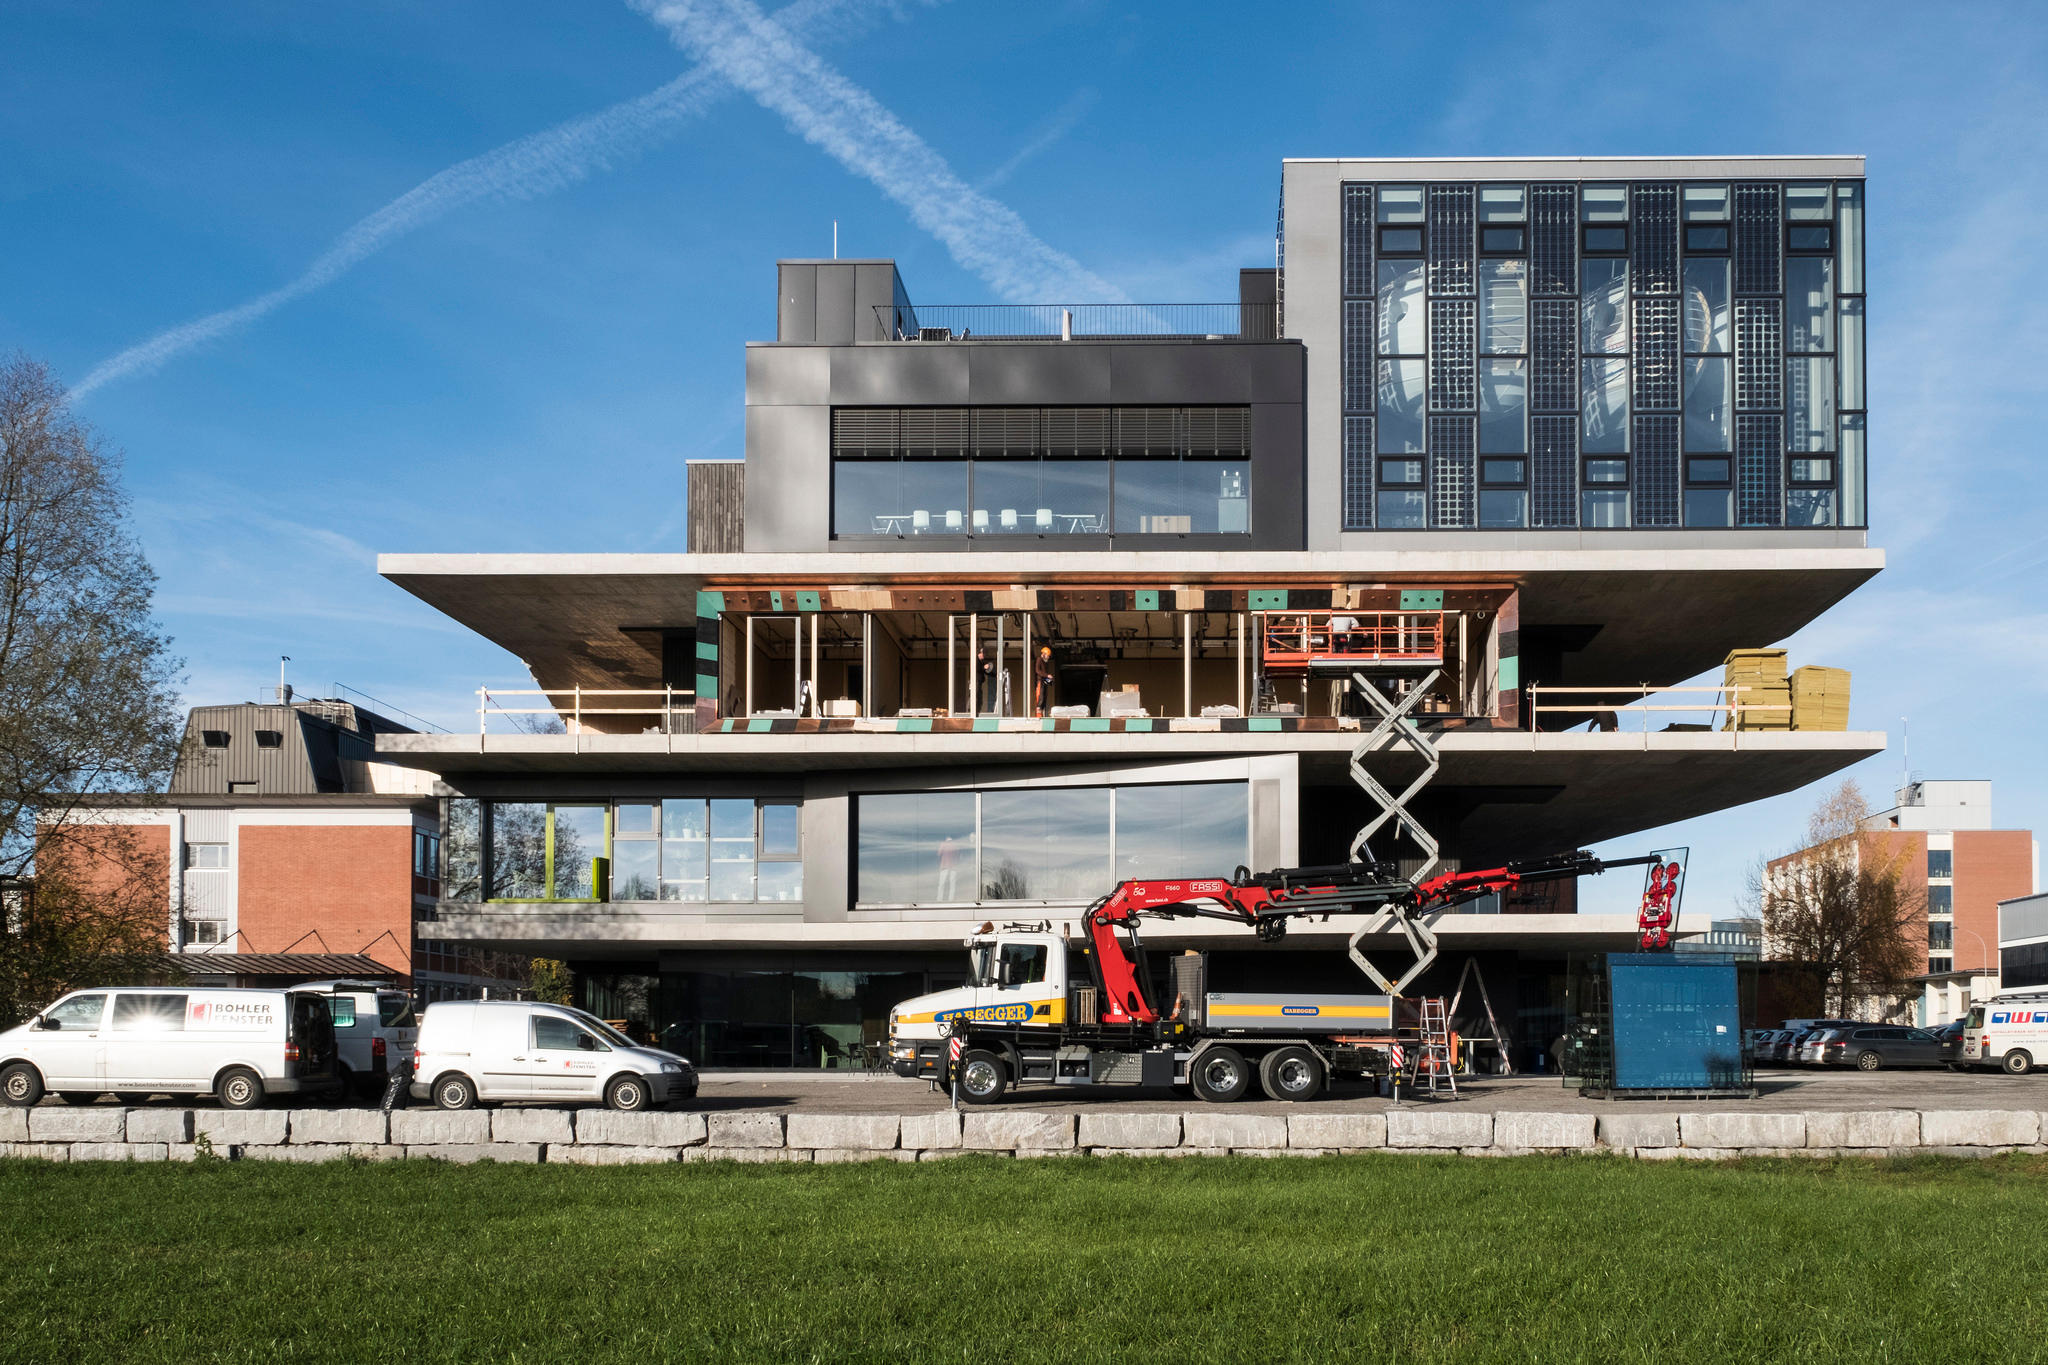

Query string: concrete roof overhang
[380,543,1881,693]
[379,728,1883,865]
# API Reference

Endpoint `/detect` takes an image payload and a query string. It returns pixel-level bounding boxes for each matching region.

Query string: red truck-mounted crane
[886,850,1661,1103]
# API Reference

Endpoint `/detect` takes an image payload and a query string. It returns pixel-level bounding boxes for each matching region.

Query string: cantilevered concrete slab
[379,544,1881,694]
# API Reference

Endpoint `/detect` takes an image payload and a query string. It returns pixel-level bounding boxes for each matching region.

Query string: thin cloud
[70,0,863,399]
[977,88,1098,191]
[634,0,1128,302]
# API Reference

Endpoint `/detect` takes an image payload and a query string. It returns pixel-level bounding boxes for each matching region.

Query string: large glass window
[1112,460,1250,535]
[489,802,547,900]
[1684,259,1730,354]
[1479,360,1527,454]
[1376,360,1427,453]
[1838,297,1865,410]
[1928,849,1954,879]
[857,792,977,904]
[1581,358,1629,453]
[1684,358,1732,453]
[444,800,482,900]
[612,802,659,900]
[1837,181,1865,294]
[1787,357,1836,450]
[1581,260,1628,354]
[1786,257,1833,352]
[980,788,1112,901]
[471,797,799,904]
[1377,261,1426,354]
[1478,260,1527,354]
[1377,489,1426,529]
[830,460,969,537]
[1114,784,1250,882]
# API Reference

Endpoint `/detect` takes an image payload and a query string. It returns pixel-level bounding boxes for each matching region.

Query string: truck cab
[889,925,1070,1077]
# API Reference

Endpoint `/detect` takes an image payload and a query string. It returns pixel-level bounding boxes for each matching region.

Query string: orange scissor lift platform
[1258,609,1446,678]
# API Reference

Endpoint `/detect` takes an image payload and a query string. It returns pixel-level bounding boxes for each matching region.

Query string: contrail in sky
[632,0,1127,303]
[977,89,1098,191]
[71,0,859,399]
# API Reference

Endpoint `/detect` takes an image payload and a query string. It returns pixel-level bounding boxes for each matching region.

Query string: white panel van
[0,987,340,1109]
[410,1000,697,1110]
[1958,991,2048,1074]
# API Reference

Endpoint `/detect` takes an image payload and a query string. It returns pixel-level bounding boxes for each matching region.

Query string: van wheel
[1190,1047,1252,1103]
[1259,1046,1325,1101]
[1,1063,43,1107]
[433,1074,478,1110]
[217,1068,265,1110]
[958,1050,1007,1104]
[2003,1050,2034,1076]
[606,1075,651,1112]
[1855,1051,1882,1071]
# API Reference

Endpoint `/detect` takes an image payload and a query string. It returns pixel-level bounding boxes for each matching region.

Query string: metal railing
[478,687,697,736]
[1524,685,1794,746]
[872,303,1279,341]
[1259,610,1445,671]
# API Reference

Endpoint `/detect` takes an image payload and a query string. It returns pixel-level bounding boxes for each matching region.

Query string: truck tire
[2003,1050,2033,1076]
[432,1073,478,1110]
[1,1063,43,1107]
[958,1050,1007,1104]
[1258,1046,1325,1101]
[1190,1047,1252,1103]
[217,1068,265,1110]
[606,1075,651,1111]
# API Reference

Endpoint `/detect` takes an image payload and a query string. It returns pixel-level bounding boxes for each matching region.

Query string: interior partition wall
[1336,174,1866,530]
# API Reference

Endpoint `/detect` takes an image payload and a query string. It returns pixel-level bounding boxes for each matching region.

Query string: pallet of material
[1790,666,1851,731]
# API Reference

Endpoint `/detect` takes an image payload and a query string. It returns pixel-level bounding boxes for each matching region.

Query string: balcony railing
[478,687,697,736]
[872,303,1280,342]
[1525,685,1793,746]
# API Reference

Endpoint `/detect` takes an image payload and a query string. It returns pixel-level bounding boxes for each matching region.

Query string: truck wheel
[1855,1051,1882,1072]
[606,1075,651,1111]
[217,1068,265,1110]
[958,1051,1007,1104]
[1,1063,43,1107]
[2003,1050,2034,1076]
[433,1074,478,1110]
[1259,1046,1325,1101]
[1190,1047,1252,1103]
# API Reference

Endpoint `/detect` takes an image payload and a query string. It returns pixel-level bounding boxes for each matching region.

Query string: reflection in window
[445,799,482,900]
[1837,181,1865,293]
[1786,357,1836,451]
[1581,358,1629,453]
[1685,489,1733,527]
[1376,360,1426,453]
[1478,259,1527,354]
[833,460,970,536]
[1683,358,1732,453]
[551,805,606,900]
[613,802,659,901]
[1683,259,1730,354]
[1480,360,1527,454]
[1838,298,1864,409]
[1114,784,1249,882]
[1377,186,1424,223]
[710,799,756,902]
[1785,257,1833,352]
[1378,490,1426,528]
[1582,489,1630,527]
[1113,460,1250,535]
[490,802,547,899]
[1581,259,1628,353]
[1582,184,1628,221]
[1841,413,1866,527]
[1786,488,1837,527]
[1784,183,1832,220]
[1479,489,1527,528]
[1376,261,1426,354]
[979,788,1112,901]
[857,793,976,904]
[1682,184,1730,221]
[1478,185,1526,222]
[662,798,708,901]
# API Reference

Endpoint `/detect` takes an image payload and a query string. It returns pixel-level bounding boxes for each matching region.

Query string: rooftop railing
[872,303,1279,342]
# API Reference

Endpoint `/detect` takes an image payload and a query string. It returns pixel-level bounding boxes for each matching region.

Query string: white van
[1957,991,2048,1074]
[410,1000,697,1111]
[0,987,340,1109]
[293,980,418,1098]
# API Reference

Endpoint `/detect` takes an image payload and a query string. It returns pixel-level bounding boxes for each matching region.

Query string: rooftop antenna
[832,219,839,259]
[1901,715,1909,792]
[279,655,292,705]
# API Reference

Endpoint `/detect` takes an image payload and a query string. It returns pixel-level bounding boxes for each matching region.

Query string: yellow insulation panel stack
[1790,665,1852,731]
[1723,649,1790,731]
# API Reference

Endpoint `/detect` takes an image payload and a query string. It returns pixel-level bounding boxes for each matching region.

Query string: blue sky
[4,0,2046,919]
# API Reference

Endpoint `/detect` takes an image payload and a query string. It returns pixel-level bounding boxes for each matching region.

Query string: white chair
[972,509,989,533]
[1000,508,1018,531]
[945,509,963,532]
[912,510,930,534]
[1035,508,1054,532]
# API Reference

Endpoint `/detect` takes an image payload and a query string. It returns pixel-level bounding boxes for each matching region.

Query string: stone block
[70,1142,167,1162]
[1077,1113,1181,1149]
[706,1113,785,1148]
[126,1110,194,1145]
[813,1148,919,1164]
[962,1111,1075,1151]
[407,1143,540,1164]
[786,1114,899,1150]
[1598,1114,1679,1149]
[290,1110,387,1146]
[491,1110,574,1145]
[679,1147,811,1163]
[1386,1110,1492,1149]
[1634,1146,1717,1161]
[0,1142,70,1161]
[1240,1147,1327,1157]
[900,1110,962,1150]
[546,1144,681,1165]
[1677,1112,1804,1150]
[193,1110,290,1147]
[244,1144,353,1163]
[0,1109,28,1142]
[1182,1113,1288,1150]
[574,1110,708,1147]
[1803,1110,1920,1149]
[29,1109,126,1143]
[917,1148,969,1161]
[1494,1112,1597,1150]
[389,1110,491,1146]
[1926,1144,2004,1159]
[1919,1110,2039,1147]
[349,1145,408,1161]
[1288,1113,1385,1149]
[1088,1147,1187,1158]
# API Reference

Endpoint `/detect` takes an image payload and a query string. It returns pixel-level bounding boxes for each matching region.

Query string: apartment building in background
[373,156,1886,1067]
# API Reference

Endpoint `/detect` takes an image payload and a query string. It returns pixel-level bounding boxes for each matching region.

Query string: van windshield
[379,995,416,1029]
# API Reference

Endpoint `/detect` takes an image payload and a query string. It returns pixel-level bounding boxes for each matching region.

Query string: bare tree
[1753,779,1925,1017]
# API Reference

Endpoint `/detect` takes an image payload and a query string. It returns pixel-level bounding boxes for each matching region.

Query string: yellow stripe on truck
[900,1000,1067,1026]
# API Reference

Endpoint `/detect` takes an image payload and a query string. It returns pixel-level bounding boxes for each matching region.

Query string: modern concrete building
[377,156,1885,1066]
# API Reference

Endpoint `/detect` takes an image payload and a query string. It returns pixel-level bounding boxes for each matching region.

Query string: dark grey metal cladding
[171,702,413,796]
[776,260,909,344]
[745,338,1307,552]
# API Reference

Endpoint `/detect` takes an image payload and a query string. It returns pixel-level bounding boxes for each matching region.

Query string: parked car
[1930,1018,1967,1067]
[293,979,417,1099]
[0,987,338,1109]
[1818,1024,1944,1070]
[1758,1029,1803,1066]
[410,1000,697,1110]
[1785,1019,1860,1066]
[1956,991,2048,1074]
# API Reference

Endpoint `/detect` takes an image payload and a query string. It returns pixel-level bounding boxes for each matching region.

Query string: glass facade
[579,964,939,1070]
[854,781,1249,905]
[445,796,801,904]
[830,406,1250,538]
[1337,174,1867,529]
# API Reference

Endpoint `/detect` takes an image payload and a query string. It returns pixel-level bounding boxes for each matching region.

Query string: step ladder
[1409,996,1458,1097]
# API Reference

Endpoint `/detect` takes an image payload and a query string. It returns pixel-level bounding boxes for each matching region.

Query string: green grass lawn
[1,1153,2044,1363]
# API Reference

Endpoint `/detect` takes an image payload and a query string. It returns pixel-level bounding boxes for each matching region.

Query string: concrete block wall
[3,1107,2046,1163]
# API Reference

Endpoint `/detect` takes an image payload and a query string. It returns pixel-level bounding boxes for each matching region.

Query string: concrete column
[744,616,754,716]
